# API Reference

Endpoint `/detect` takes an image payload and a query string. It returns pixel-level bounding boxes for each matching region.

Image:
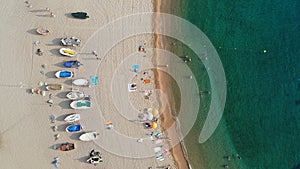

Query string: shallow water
[170,0,300,168]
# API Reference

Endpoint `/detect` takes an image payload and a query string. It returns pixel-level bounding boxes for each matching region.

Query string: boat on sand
[72,79,89,86]
[55,70,74,78]
[79,132,98,141]
[46,84,63,91]
[70,99,91,109]
[65,124,83,133]
[63,60,82,68]
[61,37,80,46]
[66,90,85,100]
[71,12,89,19]
[36,27,50,35]
[59,48,77,57]
[59,142,75,151]
[64,114,80,123]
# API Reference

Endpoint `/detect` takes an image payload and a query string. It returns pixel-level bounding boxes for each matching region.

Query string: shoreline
[153,1,191,169]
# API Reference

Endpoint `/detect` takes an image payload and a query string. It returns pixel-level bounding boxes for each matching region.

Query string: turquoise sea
[170,0,300,169]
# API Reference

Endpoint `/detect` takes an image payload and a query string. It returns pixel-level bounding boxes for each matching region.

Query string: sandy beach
[0,0,189,168]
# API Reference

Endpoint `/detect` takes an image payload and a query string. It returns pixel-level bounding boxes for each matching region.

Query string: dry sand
[0,0,188,169]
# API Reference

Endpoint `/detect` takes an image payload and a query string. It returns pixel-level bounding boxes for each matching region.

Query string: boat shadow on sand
[57,123,69,132]
[48,143,63,150]
[45,71,56,79]
[64,79,73,86]
[55,114,68,122]
[49,48,62,56]
[65,13,74,18]
[45,38,62,47]
[70,133,83,141]
[77,156,90,164]
[26,28,39,35]
[54,62,66,68]
[58,100,72,109]
[56,91,69,99]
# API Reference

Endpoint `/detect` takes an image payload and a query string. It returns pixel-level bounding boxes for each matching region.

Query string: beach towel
[143,79,150,84]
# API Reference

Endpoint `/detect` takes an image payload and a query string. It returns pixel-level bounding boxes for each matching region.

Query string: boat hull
[61,37,80,46]
[46,84,63,90]
[79,132,98,141]
[70,100,91,109]
[66,91,85,100]
[66,124,83,133]
[64,114,80,123]
[55,70,74,78]
[59,48,77,57]
[63,60,82,68]
[72,79,89,86]
[60,143,75,151]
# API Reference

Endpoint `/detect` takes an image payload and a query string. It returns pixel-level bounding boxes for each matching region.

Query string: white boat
[61,37,80,46]
[36,27,50,35]
[46,84,63,91]
[79,132,98,141]
[59,48,77,57]
[66,91,85,100]
[55,70,74,79]
[72,79,89,86]
[70,99,91,109]
[64,114,80,123]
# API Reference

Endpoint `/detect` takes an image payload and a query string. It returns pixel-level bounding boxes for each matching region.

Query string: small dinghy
[66,124,83,133]
[72,79,89,86]
[63,60,82,68]
[59,142,75,151]
[79,132,98,141]
[46,84,63,91]
[55,70,74,78]
[87,150,102,165]
[66,90,85,100]
[61,37,80,46]
[59,48,77,57]
[71,12,89,19]
[36,27,50,35]
[64,114,80,123]
[70,99,91,109]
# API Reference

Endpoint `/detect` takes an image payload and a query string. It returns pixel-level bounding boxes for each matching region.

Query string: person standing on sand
[92,51,100,60]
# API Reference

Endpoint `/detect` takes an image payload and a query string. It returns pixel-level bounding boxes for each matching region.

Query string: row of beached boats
[51,36,96,142]
[36,13,102,165]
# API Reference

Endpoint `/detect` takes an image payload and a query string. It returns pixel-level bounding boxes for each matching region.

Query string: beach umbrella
[152,109,159,116]
[138,113,145,119]
[147,113,154,121]
[143,108,149,113]
[132,64,140,70]
[151,122,157,129]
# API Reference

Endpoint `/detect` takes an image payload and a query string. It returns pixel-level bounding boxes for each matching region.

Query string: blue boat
[66,124,83,133]
[55,70,74,78]
[64,60,82,68]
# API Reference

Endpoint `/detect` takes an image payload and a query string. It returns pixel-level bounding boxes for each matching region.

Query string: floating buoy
[263,49,267,53]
